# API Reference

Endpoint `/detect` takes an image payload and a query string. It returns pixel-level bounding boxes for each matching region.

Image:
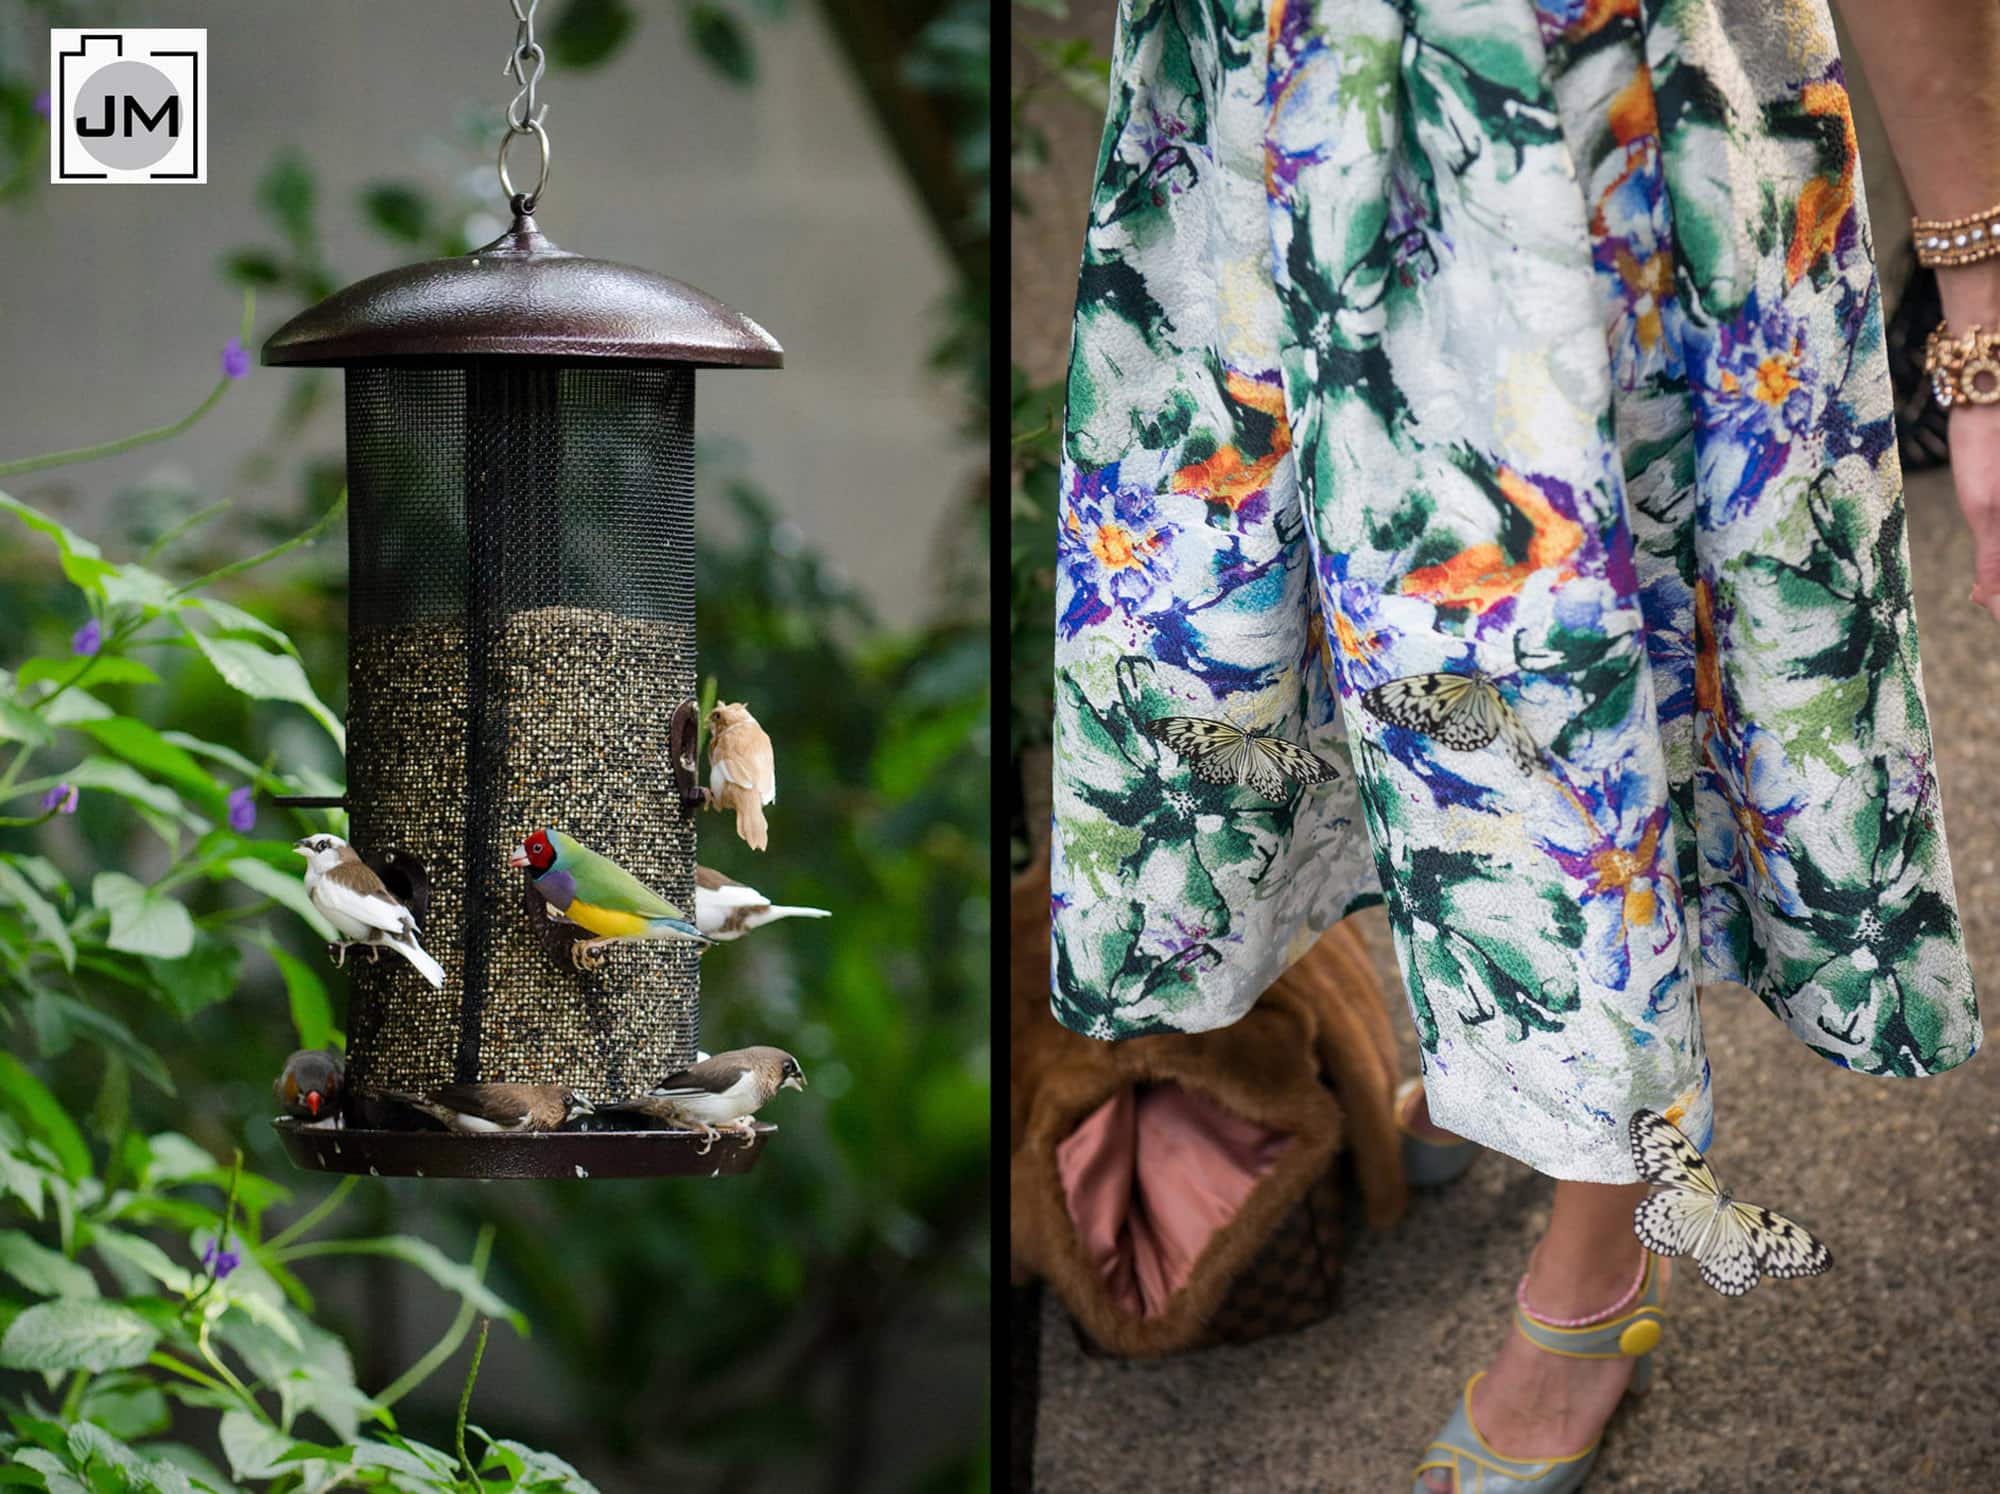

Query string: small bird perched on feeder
[694,866,830,944]
[599,1046,805,1153]
[706,702,776,851]
[375,1083,593,1134]
[274,1048,345,1124]
[294,834,445,988]
[510,828,712,968]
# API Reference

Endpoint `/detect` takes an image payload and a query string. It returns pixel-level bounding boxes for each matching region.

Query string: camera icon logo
[50,29,206,184]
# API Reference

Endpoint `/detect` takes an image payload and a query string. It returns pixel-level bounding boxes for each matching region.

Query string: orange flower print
[1170,371,1291,520]
[1399,466,1586,613]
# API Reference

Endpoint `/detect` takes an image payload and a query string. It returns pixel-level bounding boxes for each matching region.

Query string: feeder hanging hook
[499,0,551,212]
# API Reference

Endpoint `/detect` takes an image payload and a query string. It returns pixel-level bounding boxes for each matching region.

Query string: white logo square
[50,28,207,184]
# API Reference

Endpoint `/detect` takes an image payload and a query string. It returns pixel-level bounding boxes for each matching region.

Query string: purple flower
[32,91,50,119]
[221,336,251,381]
[40,783,77,816]
[71,619,101,656]
[201,1239,240,1281]
[226,786,256,833]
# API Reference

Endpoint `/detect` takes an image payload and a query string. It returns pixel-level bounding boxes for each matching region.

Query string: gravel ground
[1016,10,1999,1488]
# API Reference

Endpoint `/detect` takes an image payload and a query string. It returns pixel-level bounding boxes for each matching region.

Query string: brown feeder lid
[262,209,782,369]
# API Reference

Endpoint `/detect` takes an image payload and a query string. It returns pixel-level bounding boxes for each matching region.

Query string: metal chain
[498,0,551,211]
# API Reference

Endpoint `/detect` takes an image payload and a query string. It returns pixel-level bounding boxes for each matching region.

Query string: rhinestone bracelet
[1912,201,2000,268]
[1923,321,2000,409]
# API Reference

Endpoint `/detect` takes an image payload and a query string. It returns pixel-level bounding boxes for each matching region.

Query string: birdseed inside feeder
[263,102,781,1179]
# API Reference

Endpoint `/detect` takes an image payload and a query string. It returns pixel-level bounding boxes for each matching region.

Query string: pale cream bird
[294,834,445,987]
[706,701,776,851]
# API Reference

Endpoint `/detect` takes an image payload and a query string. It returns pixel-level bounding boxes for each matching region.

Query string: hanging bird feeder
[265,5,781,1179]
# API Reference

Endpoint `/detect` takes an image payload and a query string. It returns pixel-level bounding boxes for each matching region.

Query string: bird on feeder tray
[374,1083,594,1134]
[510,828,712,969]
[598,1046,805,1154]
[274,1048,345,1125]
[694,866,830,945]
[294,834,445,988]
[706,702,776,851]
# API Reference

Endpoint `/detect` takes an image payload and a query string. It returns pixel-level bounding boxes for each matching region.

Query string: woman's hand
[1937,264,2000,626]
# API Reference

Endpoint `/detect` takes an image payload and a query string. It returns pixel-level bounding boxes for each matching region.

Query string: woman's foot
[1415,1217,1671,1492]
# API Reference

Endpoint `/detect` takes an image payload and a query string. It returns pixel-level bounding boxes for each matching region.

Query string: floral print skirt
[1049,0,1982,1181]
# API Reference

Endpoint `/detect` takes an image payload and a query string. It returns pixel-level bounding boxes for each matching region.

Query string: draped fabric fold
[1050,0,1980,1182]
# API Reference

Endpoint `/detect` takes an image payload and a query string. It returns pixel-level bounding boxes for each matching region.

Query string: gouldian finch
[294,834,445,988]
[274,1048,344,1124]
[599,1046,804,1153]
[694,866,830,943]
[510,828,713,968]
[706,702,776,851]
[376,1083,592,1134]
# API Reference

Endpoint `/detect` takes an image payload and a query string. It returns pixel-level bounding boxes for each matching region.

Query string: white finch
[600,1046,804,1153]
[694,866,830,943]
[706,702,776,851]
[376,1083,592,1133]
[294,834,445,988]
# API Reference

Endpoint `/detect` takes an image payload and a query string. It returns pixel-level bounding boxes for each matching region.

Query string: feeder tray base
[271,1118,772,1179]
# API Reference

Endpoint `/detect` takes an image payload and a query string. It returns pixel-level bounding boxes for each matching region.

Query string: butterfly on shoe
[1142,714,1341,800]
[1358,664,1545,776]
[1627,1108,1832,1297]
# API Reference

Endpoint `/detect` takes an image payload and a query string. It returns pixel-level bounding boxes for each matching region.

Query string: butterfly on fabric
[1627,1109,1832,1297]
[1358,664,1545,777]
[1142,715,1341,801]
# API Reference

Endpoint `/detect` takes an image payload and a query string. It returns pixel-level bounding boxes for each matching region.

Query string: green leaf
[88,1227,194,1294]
[0,1230,97,1298]
[549,0,637,67]
[0,492,116,595]
[67,1423,196,1494]
[16,656,161,690]
[100,562,175,612]
[179,596,295,653]
[77,1381,171,1442]
[284,1236,527,1333]
[224,858,334,942]
[0,1055,92,1180]
[0,1300,158,1371]
[0,696,54,746]
[75,717,219,802]
[268,944,334,1051]
[258,150,317,253]
[687,3,755,84]
[10,1449,88,1494]
[221,248,285,287]
[90,873,195,960]
[141,937,242,1019]
[63,757,188,820]
[183,626,345,750]
[23,996,174,1096]
[0,859,74,971]
[141,1134,217,1186]
[361,182,431,245]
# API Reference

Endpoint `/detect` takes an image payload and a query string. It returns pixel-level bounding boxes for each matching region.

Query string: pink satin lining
[1055,1082,1292,1318]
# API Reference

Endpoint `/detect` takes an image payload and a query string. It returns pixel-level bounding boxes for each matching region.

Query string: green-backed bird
[510,828,713,969]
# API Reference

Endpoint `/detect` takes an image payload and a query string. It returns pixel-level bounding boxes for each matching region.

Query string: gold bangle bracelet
[1912,202,2000,268]
[1923,321,2000,408]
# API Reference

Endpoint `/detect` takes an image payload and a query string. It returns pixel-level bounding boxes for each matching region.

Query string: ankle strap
[1513,1252,1666,1361]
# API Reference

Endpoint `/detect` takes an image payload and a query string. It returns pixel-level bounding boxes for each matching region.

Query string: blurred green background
[0,2,990,1490]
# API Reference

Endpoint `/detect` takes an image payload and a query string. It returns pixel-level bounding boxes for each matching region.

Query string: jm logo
[50,29,207,184]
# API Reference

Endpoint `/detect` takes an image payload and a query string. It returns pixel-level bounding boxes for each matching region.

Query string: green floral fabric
[1050,0,1981,1180]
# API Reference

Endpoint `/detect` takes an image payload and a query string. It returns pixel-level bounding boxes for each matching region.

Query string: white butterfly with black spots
[1358,664,1545,776]
[1142,715,1341,801]
[1628,1109,1832,1297]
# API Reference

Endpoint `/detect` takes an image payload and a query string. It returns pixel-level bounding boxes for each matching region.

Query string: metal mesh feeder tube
[264,209,781,1180]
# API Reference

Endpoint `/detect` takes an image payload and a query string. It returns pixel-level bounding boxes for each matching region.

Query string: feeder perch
[263,205,781,1179]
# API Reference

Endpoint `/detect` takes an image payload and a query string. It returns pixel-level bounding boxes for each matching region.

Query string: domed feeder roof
[262,210,782,369]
